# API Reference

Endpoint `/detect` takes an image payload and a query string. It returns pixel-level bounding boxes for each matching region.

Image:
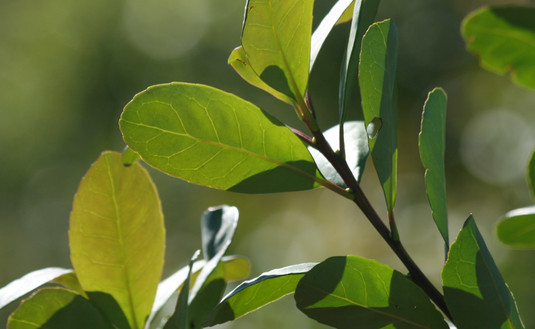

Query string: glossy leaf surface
[295,256,448,329]
[69,151,165,329]
[497,206,535,249]
[462,6,535,90]
[228,46,293,105]
[241,0,313,103]
[308,121,369,187]
[0,267,71,310]
[120,83,323,193]
[204,263,316,326]
[7,288,114,329]
[419,88,449,247]
[442,216,524,328]
[359,19,398,211]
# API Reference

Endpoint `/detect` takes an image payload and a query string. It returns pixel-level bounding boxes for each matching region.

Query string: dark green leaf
[419,88,449,248]
[308,121,369,187]
[241,0,313,105]
[188,264,227,329]
[359,19,398,211]
[69,151,165,329]
[528,151,535,202]
[0,267,71,310]
[442,216,524,328]
[120,83,324,193]
[7,288,114,329]
[295,256,448,329]
[204,263,316,326]
[310,0,354,71]
[462,6,535,90]
[497,206,535,249]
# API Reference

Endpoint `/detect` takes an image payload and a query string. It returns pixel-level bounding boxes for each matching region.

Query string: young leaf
[0,267,71,310]
[69,151,165,329]
[120,82,324,193]
[339,0,380,151]
[241,0,313,104]
[310,0,354,72]
[295,256,448,329]
[497,206,535,249]
[204,263,316,326]
[228,46,293,105]
[442,216,525,328]
[528,151,535,201]
[7,288,114,329]
[419,88,449,249]
[308,121,369,187]
[359,19,399,211]
[462,6,535,90]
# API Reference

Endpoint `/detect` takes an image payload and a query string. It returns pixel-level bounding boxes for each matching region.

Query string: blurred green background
[1,0,535,327]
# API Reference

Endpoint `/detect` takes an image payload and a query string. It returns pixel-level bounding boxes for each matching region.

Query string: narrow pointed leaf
[308,121,369,187]
[359,19,398,211]
[419,88,449,247]
[295,256,448,329]
[228,46,293,105]
[442,216,524,328]
[337,2,356,25]
[528,151,535,201]
[0,267,71,310]
[462,6,535,90]
[497,206,535,249]
[204,263,316,326]
[120,83,324,193]
[241,0,313,103]
[69,151,165,329]
[7,288,114,329]
[310,0,354,71]
[339,0,380,147]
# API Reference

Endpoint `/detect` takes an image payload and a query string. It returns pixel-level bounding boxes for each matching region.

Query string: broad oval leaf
[308,121,369,187]
[204,263,316,326]
[0,267,71,310]
[69,151,165,329]
[497,206,535,249]
[419,88,449,248]
[442,216,524,328]
[359,19,399,211]
[119,83,324,193]
[241,0,313,103]
[7,288,114,329]
[528,151,535,202]
[462,6,535,90]
[295,256,448,329]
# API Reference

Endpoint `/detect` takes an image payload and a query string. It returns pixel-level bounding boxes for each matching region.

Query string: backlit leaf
[442,216,524,328]
[497,206,535,249]
[419,88,449,248]
[69,151,165,329]
[7,288,114,329]
[359,19,398,211]
[120,83,324,193]
[204,263,316,326]
[462,6,535,90]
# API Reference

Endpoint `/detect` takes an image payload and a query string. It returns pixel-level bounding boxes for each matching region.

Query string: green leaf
[497,206,535,249]
[339,0,380,152]
[359,19,398,211]
[52,272,86,296]
[228,46,293,105]
[308,121,369,187]
[528,151,535,202]
[188,265,227,329]
[462,6,535,90]
[122,146,140,166]
[204,263,316,326]
[220,256,251,282]
[0,267,71,310]
[295,256,448,329]
[7,288,114,329]
[337,1,355,25]
[120,82,324,193]
[419,88,449,248]
[241,0,313,104]
[442,216,524,328]
[310,0,354,71]
[69,151,165,329]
